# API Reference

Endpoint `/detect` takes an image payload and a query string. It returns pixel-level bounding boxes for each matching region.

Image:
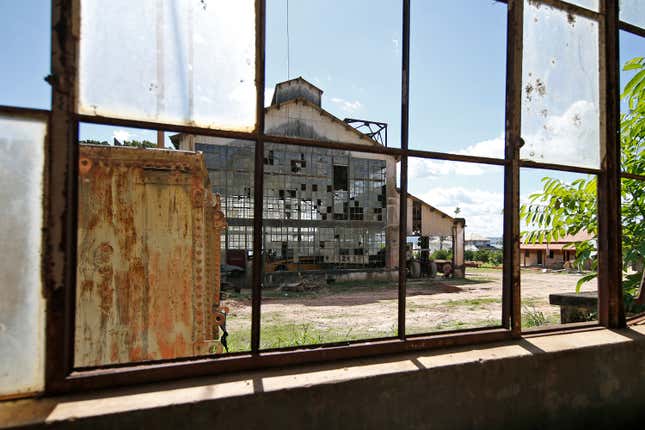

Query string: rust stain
[75,146,226,367]
[79,156,92,176]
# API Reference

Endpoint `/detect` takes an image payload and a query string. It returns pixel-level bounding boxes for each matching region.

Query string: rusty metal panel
[75,146,225,367]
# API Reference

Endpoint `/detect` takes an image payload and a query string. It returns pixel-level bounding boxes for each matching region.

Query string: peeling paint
[75,146,226,367]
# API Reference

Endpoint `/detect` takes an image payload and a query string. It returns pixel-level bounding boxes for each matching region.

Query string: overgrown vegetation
[519,57,645,314]
[431,249,452,260]
[464,249,503,266]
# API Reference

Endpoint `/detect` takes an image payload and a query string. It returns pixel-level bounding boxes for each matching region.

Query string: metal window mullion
[597,0,625,328]
[398,0,410,339]
[46,0,81,393]
[619,20,645,38]
[503,0,523,335]
[528,0,600,20]
[251,0,267,353]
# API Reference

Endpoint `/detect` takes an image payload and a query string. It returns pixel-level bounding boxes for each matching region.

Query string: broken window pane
[0,114,46,397]
[195,138,255,353]
[409,0,507,157]
[521,2,600,169]
[520,168,599,329]
[74,124,251,367]
[620,0,645,30]
[0,0,51,109]
[619,30,644,176]
[261,143,398,348]
[264,0,401,147]
[79,0,256,131]
[405,159,504,335]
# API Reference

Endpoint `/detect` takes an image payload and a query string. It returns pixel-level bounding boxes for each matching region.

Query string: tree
[79,139,157,148]
[520,57,645,312]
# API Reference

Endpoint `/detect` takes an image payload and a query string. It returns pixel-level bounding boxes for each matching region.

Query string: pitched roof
[520,230,594,249]
[399,189,455,221]
[265,97,383,147]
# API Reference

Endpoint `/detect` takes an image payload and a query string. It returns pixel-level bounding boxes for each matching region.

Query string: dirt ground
[221,268,598,351]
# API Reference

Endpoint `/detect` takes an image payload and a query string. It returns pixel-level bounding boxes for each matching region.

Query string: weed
[521,305,553,328]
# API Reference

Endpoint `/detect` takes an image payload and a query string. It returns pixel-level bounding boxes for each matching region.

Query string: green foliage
[122,139,157,148]
[431,249,452,260]
[621,57,645,177]
[79,139,109,145]
[521,306,548,328]
[519,57,645,303]
[465,249,503,266]
[79,139,157,148]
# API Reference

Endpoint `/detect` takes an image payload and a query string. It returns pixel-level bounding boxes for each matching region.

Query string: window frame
[0,0,638,396]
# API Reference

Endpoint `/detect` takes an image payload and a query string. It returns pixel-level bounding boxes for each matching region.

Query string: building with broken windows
[171,77,465,281]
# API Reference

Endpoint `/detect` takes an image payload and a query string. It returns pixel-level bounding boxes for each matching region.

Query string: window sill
[2,325,645,429]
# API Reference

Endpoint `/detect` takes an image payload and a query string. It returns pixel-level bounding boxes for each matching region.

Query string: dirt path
[223,268,598,349]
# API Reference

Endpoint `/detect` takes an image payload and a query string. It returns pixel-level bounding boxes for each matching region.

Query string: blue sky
[1,0,642,237]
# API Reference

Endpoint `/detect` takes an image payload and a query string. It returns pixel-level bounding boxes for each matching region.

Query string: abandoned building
[170,77,466,281]
[3,1,645,429]
[520,231,593,269]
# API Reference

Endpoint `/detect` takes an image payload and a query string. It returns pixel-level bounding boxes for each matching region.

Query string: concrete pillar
[452,218,465,278]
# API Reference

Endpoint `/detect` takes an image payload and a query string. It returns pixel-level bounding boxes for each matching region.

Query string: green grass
[224,323,396,352]
[521,305,560,328]
[221,313,398,353]
[442,297,501,309]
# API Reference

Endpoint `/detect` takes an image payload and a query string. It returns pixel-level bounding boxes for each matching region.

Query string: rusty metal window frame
[16,0,634,395]
[617,1,645,322]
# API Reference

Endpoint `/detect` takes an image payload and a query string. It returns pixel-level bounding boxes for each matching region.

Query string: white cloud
[522,99,600,167]
[400,135,504,180]
[417,186,504,238]
[113,130,131,142]
[330,97,363,114]
[406,157,486,180]
[458,135,505,159]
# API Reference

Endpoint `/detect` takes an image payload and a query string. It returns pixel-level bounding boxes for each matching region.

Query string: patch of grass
[521,305,560,328]
[257,323,395,350]
[521,297,544,307]
[412,318,500,333]
[442,297,501,308]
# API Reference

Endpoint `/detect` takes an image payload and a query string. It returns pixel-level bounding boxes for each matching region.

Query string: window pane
[566,0,599,11]
[0,114,46,397]
[406,159,504,334]
[261,143,398,348]
[521,2,600,169]
[265,0,401,147]
[195,138,255,353]
[619,30,644,176]
[0,1,51,109]
[621,177,645,317]
[79,0,256,131]
[520,168,598,329]
[620,0,645,30]
[409,0,507,157]
[74,124,250,367]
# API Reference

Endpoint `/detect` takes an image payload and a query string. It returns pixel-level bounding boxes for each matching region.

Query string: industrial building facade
[196,141,389,268]
[171,77,464,277]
